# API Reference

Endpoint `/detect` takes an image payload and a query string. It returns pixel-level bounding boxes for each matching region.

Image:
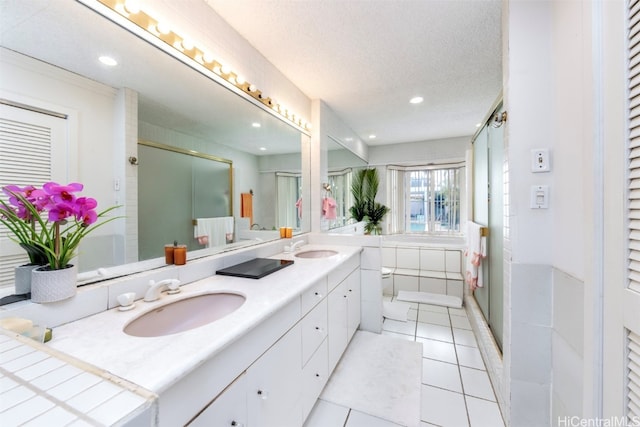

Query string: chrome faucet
[290,240,305,252]
[144,279,181,302]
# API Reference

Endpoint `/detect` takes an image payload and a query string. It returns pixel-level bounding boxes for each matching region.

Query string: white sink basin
[295,250,338,259]
[124,292,246,337]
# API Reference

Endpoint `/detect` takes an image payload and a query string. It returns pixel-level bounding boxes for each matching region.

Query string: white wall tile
[551,331,583,418]
[510,321,551,384]
[0,385,35,412]
[30,364,84,391]
[511,263,552,326]
[510,380,550,427]
[420,249,445,271]
[381,247,396,268]
[397,248,419,269]
[67,381,123,413]
[445,250,462,273]
[23,406,78,426]
[552,268,583,356]
[447,280,463,300]
[14,356,65,381]
[394,275,419,294]
[419,277,446,294]
[87,390,149,426]
[47,372,102,401]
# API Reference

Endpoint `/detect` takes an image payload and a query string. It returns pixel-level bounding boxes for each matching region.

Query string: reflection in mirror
[326,137,368,229]
[138,141,233,261]
[0,1,308,290]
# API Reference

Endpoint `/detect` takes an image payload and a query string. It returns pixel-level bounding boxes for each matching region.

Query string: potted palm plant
[349,168,390,235]
[0,183,120,302]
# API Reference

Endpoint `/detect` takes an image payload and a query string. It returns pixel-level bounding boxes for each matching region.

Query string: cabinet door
[328,280,349,373]
[246,324,303,427]
[302,338,329,421]
[187,374,247,427]
[346,268,361,340]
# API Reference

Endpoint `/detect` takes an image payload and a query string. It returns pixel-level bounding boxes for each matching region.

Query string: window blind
[628,0,640,421]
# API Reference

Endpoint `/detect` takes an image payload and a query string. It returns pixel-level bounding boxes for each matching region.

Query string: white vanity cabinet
[168,252,361,427]
[328,266,361,372]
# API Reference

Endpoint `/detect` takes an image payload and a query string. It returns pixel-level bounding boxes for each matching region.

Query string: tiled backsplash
[0,331,155,426]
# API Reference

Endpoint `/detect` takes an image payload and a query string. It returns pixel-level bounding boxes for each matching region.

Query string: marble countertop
[46,244,361,394]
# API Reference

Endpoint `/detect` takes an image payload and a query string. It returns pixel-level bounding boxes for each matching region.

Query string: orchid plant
[0,182,120,270]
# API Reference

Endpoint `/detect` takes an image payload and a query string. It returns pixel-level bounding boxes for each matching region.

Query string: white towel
[194,217,234,248]
[465,221,487,291]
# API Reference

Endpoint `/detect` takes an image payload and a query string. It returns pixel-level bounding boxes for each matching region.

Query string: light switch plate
[531,149,550,172]
[531,185,549,209]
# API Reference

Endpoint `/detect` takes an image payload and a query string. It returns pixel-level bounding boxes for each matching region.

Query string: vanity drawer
[327,254,360,292]
[301,277,327,315]
[301,298,328,366]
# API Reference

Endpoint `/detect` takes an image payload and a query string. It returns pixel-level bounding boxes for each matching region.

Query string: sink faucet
[290,240,305,252]
[144,279,181,302]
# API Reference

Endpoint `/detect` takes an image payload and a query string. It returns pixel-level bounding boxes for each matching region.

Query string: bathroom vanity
[0,243,362,426]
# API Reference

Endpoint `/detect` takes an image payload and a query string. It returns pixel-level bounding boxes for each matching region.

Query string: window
[387,163,464,234]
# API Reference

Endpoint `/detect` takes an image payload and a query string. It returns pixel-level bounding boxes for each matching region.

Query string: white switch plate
[531,148,550,172]
[531,185,549,209]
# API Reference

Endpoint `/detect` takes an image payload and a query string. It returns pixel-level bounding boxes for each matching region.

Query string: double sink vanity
[1,241,363,426]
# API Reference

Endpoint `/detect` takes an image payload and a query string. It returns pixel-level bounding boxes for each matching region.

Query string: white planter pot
[14,264,40,295]
[31,265,77,303]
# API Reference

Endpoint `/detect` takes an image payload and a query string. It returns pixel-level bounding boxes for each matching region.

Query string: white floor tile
[460,367,496,401]
[408,309,418,321]
[456,345,485,370]
[448,307,468,317]
[381,330,415,341]
[417,338,457,364]
[450,315,472,330]
[422,358,462,393]
[346,409,404,427]
[453,328,477,347]
[421,384,469,427]
[418,303,449,313]
[418,311,451,327]
[382,319,416,336]
[304,399,349,427]
[416,323,453,343]
[466,395,505,427]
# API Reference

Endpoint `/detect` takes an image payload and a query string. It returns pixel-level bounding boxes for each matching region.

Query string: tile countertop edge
[44,244,362,394]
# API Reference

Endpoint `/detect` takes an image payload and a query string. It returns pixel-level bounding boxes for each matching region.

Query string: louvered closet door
[627,0,640,420]
[0,103,68,289]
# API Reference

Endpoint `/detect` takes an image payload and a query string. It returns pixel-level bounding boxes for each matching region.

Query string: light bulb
[181,38,194,51]
[123,0,140,14]
[155,21,170,35]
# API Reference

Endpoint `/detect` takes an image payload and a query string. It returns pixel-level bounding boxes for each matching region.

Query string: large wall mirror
[0,1,310,288]
[325,136,368,230]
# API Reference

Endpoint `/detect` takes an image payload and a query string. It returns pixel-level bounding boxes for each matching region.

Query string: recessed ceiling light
[409,96,424,104]
[345,137,353,142]
[252,122,261,128]
[369,134,376,140]
[99,56,118,66]
[259,147,267,151]
[475,123,482,128]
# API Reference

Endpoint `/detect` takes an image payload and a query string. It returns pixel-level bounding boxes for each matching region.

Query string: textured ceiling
[205,0,503,145]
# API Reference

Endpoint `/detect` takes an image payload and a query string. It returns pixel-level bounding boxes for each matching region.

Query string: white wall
[368,136,469,167]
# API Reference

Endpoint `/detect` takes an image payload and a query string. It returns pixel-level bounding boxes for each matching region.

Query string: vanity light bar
[94,0,311,131]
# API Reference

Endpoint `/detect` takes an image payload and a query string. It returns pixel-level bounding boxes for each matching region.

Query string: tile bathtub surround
[380,297,505,427]
[0,330,156,426]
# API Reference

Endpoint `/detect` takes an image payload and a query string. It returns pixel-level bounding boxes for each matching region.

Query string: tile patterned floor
[305,298,505,427]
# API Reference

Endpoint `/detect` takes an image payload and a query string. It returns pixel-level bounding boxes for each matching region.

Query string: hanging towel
[465,221,487,291]
[194,217,234,248]
[241,193,253,226]
[322,197,337,220]
[295,197,303,219]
